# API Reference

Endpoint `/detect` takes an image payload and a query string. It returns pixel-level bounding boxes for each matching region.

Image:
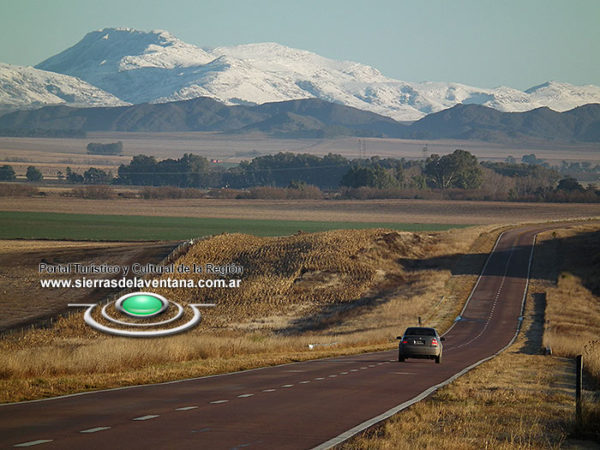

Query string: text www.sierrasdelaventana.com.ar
[40,277,242,289]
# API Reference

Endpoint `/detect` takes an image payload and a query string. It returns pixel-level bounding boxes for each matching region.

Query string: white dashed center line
[299,381,311,384]
[80,427,110,433]
[176,406,198,411]
[263,389,276,392]
[315,377,325,380]
[209,400,229,404]
[13,440,53,447]
[133,415,159,421]
[238,394,254,398]
[281,384,294,388]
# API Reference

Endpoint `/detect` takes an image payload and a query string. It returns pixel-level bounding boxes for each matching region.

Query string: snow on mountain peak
[1,27,593,121]
[0,62,127,110]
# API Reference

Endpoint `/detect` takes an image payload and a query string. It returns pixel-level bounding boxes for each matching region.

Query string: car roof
[403,327,438,336]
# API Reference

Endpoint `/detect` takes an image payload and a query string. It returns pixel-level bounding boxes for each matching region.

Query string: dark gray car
[397,327,444,364]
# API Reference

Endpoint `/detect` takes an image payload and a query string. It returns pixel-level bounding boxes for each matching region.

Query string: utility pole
[358,139,366,161]
[576,354,583,427]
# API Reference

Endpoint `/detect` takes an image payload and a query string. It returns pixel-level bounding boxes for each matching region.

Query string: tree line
[2,149,599,202]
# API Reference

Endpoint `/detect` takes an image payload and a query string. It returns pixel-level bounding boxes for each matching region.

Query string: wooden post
[418,316,422,326]
[576,354,583,427]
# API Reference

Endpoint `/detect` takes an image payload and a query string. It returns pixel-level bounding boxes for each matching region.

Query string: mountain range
[1,27,599,122]
[1,95,598,143]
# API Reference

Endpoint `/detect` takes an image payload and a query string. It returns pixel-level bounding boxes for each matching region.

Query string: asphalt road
[0,225,551,449]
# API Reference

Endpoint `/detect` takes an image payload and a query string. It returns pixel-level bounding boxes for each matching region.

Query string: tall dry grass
[539,226,600,384]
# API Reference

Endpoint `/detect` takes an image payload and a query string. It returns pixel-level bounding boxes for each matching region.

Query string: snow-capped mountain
[12,27,600,121]
[0,62,127,111]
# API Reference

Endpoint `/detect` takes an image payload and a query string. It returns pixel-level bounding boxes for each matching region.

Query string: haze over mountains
[1,27,600,122]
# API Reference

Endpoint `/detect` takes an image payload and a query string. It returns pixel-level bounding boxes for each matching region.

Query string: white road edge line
[13,440,53,447]
[312,232,536,450]
[133,415,159,421]
[80,427,111,433]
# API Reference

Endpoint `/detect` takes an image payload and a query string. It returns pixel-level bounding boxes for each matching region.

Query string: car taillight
[431,338,438,346]
[402,340,408,344]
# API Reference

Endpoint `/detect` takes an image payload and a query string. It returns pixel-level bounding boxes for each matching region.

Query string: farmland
[0,211,461,241]
[2,196,600,226]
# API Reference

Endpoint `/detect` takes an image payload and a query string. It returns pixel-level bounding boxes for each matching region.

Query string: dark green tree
[26,166,43,182]
[340,165,399,189]
[0,165,16,181]
[65,167,84,184]
[83,167,112,184]
[556,177,584,192]
[117,155,157,185]
[424,149,482,189]
[87,141,123,155]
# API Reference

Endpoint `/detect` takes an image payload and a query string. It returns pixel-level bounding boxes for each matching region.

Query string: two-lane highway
[0,225,551,449]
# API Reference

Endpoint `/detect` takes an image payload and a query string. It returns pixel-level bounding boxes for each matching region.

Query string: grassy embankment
[341,223,600,449]
[0,225,500,402]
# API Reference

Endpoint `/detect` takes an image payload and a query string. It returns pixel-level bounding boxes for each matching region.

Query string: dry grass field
[537,225,600,383]
[0,225,501,402]
[2,196,600,225]
[1,132,599,178]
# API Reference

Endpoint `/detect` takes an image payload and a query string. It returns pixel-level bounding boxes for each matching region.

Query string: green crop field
[0,211,466,241]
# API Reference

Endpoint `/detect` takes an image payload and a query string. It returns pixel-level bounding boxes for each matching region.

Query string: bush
[69,186,116,199]
[140,186,205,199]
[238,186,323,200]
[206,188,243,199]
[0,183,38,197]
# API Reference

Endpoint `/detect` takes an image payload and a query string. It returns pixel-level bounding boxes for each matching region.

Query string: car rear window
[404,327,436,336]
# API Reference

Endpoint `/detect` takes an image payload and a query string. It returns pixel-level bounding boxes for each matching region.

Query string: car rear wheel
[435,355,441,364]
[399,355,405,362]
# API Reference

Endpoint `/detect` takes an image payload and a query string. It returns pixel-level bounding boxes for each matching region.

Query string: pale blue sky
[0,0,598,90]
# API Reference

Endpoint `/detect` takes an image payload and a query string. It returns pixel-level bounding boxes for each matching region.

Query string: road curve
[0,224,559,449]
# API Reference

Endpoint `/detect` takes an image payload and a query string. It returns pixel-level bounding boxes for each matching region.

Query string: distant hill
[407,103,600,142]
[0,97,406,138]
[0,96,598,142]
